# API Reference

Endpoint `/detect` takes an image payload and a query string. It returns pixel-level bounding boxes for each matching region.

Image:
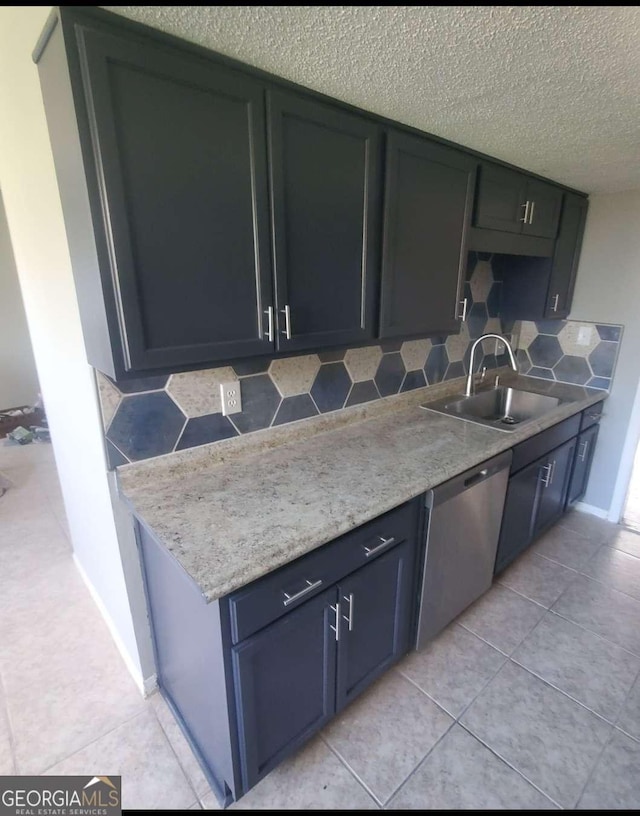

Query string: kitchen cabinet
[567,424,599,507]
[379,131,475,338]
[533,437,577,534]
[495,457,542,574]
[267,90,381,351]
[545,193,588,318]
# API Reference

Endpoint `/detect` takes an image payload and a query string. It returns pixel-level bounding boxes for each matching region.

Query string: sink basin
[422,386,564,431]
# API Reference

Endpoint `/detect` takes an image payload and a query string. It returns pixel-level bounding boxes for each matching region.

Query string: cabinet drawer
[228,499,419,644]
[511,413,581,474]
[581,401,604,431]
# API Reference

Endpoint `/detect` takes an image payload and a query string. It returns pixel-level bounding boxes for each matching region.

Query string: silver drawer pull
[330,602,340,641]
[540,462,553,488]
[520,201,530,223]
[579,440,589,462]
[282,578,323,607]
[343,592,354,632]
[363,535,396,557]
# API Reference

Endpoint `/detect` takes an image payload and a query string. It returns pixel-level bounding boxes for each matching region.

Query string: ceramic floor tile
[580,545,640,601]
[399,624,505,717]
[388,724,556,810]
[460,661,612,807]
[557,510,619,544]
[609,527,640,559]
[45,708,198,810]
[553,574,640,656]
[225,737,377,810]
[323,671,453,805]
[616,674,640,740]
[512,613,640,721]
[151,692,212,798]
[457,584,546,655]
[498,551,577,608]
[531,524,602,571]
[578,729,640,809]
[0,676,14,775]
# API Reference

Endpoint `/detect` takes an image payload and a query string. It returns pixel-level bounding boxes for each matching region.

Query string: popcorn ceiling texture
[96,254,622,468]
[105,6,640,194]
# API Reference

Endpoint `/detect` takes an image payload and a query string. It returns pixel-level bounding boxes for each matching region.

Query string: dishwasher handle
[464,468,490,488]
[429,450,513,508]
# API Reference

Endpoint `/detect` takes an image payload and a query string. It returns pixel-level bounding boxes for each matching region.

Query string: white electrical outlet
[220,381,242,416]
[495,339,505,355]
[577,326,592,346]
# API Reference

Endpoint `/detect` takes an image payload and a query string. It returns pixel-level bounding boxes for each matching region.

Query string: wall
[569,190,640,518]
[0,190,39,408]
[0,7,153,692]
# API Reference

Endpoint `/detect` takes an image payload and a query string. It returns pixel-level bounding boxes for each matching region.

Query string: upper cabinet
[545,193,588,318]
[267,91,381,351]
[379,132,475,338]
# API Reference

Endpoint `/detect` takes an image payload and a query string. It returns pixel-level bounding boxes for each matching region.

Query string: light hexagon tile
[515,320,538,351]
[96,372,121,430]
[269,354,320,396]
[400,339,431,373]
[166,367,236,417]
[446,322,470,363]
[558,323,600,358]
[344,346,383,382]
[469,259,494,303]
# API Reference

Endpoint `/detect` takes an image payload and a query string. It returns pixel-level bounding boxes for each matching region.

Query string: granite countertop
[118,372,606,603]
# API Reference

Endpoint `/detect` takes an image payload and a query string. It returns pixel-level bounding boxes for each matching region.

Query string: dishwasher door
[416,450,512,649]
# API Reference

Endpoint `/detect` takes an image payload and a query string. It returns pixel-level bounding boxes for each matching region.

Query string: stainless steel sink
[422,386,564,431]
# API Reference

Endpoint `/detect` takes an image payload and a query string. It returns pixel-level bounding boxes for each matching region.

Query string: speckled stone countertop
[118,372,606,603]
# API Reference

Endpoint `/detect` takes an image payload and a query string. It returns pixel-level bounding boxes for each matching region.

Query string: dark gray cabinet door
[474,164,528,234]
[567,425,599,506]
[336,540,414,710]
[534,438,577,534]
[545,194,588,318]
[268,90,381,351]
[232,587,336,793]
[523,179,563,239]
[495,459,543,574]
[380,131,475,337]
[77,27,274,372]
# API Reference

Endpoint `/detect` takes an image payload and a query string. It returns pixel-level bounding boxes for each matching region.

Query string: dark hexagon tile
[486,282,502,318]
[345,380,380,407]
[589,341,618,379]
[176,413,238,450]
[528,366,555,381]
[445,361,465,380]
[273,394,319,425]
[501,317,517,335]
[105,440,129,469]
[401,370,427,392]
[529,334,563,368]
[587,376,611,391]
[424,345,449,385]
[375,352,406,396]
[481,353,498,370]
[379,339,403,353]
[107,391,186,461]
[310,363,352,413]
[554,354,592,385]
[464,281,473,306]
[516,348,532,374]
[467,302,488,340]
[111,374,169,394]
[463,343,483,375]
[233,358,271,376]
[430,335,448,346]
[318,348,347,362]
[477,251,492,263]
[596,324,622,342]
[534,319,564,335]
[230,374,281,432]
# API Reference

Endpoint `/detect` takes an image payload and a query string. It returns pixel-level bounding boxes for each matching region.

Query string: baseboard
[574,501,610,520]
[73,553,157,696]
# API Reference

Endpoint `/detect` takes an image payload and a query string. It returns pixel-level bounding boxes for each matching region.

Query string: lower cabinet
[534,437,577,534]
[567,424,599,506]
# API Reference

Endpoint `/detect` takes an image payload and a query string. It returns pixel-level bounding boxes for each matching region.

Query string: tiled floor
[2,443,640,809]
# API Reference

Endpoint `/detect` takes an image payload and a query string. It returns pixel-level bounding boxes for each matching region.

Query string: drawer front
[228,499,420,644]
[511,413,581,474]
[581,401,604,431]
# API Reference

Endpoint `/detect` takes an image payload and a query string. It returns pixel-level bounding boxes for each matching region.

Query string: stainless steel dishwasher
[416,450,512,648]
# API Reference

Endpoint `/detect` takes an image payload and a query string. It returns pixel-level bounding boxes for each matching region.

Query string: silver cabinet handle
[528,200,535,224]
[363,535,396,557]
[540,462,553,488]
[280,304,292,339]
[264,306,274,342]
[551,293,560,312]
[457,297,468,321]
[342,593,354,631]
[520,201,530,223]
[579,440,589,462]
[282,578,323,607]
[330,601,340,641]
[549,459,556,486]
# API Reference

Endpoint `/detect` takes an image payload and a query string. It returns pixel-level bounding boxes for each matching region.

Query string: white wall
[0,6,152,691]
[0,190,39,408]
[570,190,640,518]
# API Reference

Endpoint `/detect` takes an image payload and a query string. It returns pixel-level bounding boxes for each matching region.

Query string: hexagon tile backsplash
[97,254,623,468]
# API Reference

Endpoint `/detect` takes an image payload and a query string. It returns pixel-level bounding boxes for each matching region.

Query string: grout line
[548,606,640,661]
[319,735,383,808]
[494,579,557,611]
[171,414,190,453]
[613,723,640,745]
[572,720,618,808]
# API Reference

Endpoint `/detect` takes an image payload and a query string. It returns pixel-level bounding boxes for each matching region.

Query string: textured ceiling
[105,6,640,193]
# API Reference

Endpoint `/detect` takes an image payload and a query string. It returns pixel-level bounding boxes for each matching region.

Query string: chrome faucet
[464,334,518,397]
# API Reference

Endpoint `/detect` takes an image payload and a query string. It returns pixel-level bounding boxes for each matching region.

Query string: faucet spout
[464,334,518,397]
